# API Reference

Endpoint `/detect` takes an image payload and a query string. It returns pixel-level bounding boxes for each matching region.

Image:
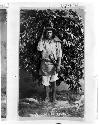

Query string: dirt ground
[19,90,84,118]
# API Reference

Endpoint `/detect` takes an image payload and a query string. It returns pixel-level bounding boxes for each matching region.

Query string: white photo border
[6,2,97,123]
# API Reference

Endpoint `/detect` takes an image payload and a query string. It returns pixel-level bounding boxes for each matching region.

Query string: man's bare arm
[57,57,61,66]
[57,57,61,72]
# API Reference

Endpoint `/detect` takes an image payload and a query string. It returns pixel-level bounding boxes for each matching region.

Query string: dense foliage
[19,9,84,93]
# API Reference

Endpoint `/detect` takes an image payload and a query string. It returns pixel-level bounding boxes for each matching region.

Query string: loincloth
[39,60,56,76]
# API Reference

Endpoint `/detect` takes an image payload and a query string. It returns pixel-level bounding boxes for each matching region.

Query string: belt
[42,59,52,62]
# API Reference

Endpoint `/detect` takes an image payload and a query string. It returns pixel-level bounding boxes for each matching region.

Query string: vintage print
[19,6,84,118]
[0,9,7,118]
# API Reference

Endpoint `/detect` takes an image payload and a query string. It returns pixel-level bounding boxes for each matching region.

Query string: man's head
[46,30,53,39]
[43,27,56,39]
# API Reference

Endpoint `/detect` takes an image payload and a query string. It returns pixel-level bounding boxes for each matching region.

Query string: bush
[19,8,84,93]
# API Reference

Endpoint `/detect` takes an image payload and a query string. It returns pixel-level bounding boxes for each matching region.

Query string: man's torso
[42,39,58,61]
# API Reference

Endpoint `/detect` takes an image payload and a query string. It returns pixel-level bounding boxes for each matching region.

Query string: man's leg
[42,76,50,102]
[52,81,56,102]
[45,86,50,102]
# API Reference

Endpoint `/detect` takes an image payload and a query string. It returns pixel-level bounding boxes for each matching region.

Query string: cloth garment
[37,36,62,61]
[37,36,62,86]
[39,60,56,76]
[42,74,58,86]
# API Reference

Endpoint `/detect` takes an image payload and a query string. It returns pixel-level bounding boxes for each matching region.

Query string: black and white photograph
[18,5,85,119]
[0,9,7,118]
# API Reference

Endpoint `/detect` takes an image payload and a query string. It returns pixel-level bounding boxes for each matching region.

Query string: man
[37,27,62,103]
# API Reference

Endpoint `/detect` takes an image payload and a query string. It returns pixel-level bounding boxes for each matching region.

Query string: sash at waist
[42,59,52,62]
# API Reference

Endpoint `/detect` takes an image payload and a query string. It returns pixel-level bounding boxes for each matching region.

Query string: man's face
[46,30,53,39]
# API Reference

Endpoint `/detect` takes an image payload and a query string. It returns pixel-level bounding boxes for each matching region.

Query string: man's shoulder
[54,36,61,43]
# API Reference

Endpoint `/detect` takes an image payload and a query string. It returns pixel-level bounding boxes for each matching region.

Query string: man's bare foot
[52,99,57,104]
[44,97,50,103]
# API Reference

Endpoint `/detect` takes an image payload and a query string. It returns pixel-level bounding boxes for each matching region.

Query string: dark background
[19,8,84,99]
